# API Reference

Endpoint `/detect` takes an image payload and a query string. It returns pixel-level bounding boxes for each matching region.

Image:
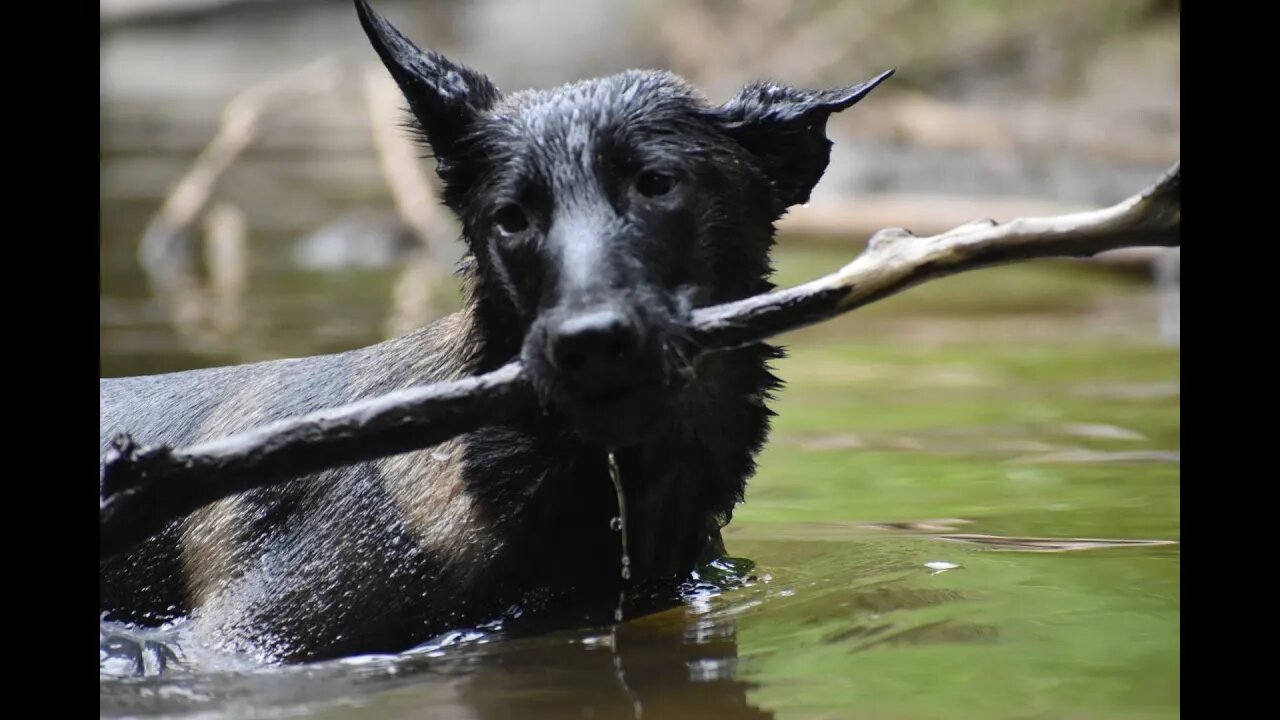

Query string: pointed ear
[355,0,501,164]
[709,69,894,211]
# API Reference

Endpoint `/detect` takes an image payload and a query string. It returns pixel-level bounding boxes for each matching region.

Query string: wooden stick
[100,163,1179,560]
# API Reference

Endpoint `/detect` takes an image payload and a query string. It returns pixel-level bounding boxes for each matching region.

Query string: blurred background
[99,2,1179,718]
[100,0,1179,376]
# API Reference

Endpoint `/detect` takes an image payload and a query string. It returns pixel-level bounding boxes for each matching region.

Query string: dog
[99,0,891,665]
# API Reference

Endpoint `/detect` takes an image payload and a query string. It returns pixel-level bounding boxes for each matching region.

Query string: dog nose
[550,309,642,374]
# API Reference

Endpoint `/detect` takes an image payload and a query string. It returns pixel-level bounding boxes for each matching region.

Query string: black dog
[99,0,891,665]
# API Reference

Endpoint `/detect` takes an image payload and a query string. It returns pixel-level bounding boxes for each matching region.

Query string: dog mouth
[557,375,671,447]
[577,379,646,405]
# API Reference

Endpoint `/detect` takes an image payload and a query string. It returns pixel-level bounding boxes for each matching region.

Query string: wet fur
[99,0,888,664]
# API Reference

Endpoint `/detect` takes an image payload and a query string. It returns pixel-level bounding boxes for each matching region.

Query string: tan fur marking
[357,309,501,576]
[379,438,498,580]
[179,369,281,607]
[181,497,248,610]
[182,309,493,607]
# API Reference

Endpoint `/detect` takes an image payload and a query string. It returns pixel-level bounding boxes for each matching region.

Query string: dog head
[357,0,890,448]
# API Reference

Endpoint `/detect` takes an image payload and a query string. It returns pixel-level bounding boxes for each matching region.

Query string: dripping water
[606,451,642,718]
[607,451,631,620]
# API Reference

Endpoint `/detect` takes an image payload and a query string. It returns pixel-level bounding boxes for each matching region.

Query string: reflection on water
[100,573,779,719]
[100,539,1007,719]
[101,517,1179,718]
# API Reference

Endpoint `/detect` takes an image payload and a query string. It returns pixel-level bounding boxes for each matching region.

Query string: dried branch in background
[138,57,347,356]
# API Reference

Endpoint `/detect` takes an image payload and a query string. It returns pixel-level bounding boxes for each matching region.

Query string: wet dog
[99,0,891,665]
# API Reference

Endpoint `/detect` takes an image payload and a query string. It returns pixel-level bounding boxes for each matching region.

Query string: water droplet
[607,453,631,625]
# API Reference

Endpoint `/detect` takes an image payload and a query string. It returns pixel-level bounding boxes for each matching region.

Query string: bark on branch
[100,163,1180,560]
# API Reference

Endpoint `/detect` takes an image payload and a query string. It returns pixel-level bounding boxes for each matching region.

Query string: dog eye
[635,171,676,198]
[493,205,529,235]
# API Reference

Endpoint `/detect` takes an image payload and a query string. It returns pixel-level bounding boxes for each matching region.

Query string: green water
[724,250,1178,719]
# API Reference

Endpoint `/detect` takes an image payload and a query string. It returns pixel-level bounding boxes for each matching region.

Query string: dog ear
[356,0,500,168]
[710,69,894,211]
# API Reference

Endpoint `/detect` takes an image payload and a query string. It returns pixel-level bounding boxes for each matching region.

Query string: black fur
[98,0,890,665]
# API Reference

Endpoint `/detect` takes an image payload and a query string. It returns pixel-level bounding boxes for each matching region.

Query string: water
[100,2,1178,716]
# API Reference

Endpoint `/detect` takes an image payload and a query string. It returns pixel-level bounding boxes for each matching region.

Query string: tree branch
[100,162,1180,560]
[690,162,1178,350]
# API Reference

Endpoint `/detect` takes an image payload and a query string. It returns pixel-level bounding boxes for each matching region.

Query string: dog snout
[523,301,675,444]
[549,308,643,378]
